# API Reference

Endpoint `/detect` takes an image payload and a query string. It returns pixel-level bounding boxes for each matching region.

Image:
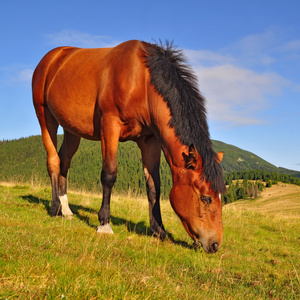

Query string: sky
[0,0,300,171]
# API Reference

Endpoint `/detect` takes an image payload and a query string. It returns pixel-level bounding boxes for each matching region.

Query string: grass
[0,183,299,299]
[227,182,300,220]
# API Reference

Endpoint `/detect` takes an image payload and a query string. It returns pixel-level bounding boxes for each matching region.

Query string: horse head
[170,144,224,253]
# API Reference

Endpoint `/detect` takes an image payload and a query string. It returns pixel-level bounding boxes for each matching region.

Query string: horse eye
[201,195,212,204]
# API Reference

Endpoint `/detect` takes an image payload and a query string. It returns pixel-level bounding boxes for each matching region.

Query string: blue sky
[1,0,300,171]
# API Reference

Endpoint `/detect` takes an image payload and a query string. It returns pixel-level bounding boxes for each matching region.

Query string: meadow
[0,182,299,299]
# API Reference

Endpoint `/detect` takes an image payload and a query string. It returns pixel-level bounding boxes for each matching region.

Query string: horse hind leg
[36,106,62,216]
[58,130,81,218]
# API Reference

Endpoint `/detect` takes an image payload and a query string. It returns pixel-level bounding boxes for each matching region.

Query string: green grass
[0,183,299,299]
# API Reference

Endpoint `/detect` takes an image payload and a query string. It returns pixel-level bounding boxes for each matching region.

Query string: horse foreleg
[96,167,116,234]
[58,131,81,218]
[138,136,166,239]
[97,121,120,234]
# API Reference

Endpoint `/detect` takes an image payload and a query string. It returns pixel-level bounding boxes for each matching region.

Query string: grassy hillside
[1,136,299,196]
[227,182,300,218]
[212,140,278,173]
[0,182,299,299]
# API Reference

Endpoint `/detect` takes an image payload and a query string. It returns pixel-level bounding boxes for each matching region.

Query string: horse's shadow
[21,194,193,249]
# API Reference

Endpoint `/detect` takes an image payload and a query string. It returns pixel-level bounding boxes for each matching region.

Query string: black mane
[143,41,225,194]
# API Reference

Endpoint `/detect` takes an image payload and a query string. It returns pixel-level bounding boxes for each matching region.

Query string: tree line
[224,169,300,185]
[1,137,300,203]
[222,170,300,204]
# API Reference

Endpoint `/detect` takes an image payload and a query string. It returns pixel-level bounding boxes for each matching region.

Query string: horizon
[0,1,299,171]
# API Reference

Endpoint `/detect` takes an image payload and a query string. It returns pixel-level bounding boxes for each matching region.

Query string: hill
[0,136,299,195]
[212,140,280,173]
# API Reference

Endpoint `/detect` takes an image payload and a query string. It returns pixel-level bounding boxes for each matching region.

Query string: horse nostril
[211,242,219,253]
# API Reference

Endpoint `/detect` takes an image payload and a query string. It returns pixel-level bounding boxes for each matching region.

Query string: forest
[1,135,300,204]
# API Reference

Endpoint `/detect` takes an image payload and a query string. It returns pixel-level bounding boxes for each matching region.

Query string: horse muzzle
[193,239,221,254]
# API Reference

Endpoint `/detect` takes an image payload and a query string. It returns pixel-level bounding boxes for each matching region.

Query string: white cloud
[45,30,119,48]
[197,64,288,125]
[184,49,289,126]
[181,28,298,127]
[184,49,234,66]
[280,39,300,52]
[0,66,33,86]
[16,69,33,83]
[221,29,278,67]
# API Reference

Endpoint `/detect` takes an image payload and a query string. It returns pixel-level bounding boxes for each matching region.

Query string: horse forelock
[143,41,226,194]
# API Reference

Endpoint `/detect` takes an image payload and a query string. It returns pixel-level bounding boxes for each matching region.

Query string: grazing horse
[32,40,225,253]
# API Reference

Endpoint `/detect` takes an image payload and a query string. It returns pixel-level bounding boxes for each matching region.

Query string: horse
[32,40,226,253]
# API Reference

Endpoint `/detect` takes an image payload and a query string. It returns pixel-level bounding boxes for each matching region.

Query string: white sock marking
[59,194,73,216]
[97,223,114,234]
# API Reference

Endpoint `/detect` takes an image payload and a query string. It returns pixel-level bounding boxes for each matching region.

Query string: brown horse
[32,40,225,253]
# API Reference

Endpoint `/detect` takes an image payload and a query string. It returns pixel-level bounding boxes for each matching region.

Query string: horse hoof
[63,214,74,220]
[97,223,114,234]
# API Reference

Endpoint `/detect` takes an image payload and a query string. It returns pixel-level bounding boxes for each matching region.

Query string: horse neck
[151,113,188,175]
[161,138,187,175]
[146,90,185,172]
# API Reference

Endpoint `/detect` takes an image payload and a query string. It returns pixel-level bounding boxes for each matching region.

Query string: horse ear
[186,144,199,169]
[215,151,224,163]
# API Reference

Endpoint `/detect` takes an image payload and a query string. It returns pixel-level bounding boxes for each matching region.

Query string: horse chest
[119,120,151,141]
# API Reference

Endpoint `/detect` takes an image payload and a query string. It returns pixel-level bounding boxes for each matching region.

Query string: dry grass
[0,181,17,187]
[225,182,300,220]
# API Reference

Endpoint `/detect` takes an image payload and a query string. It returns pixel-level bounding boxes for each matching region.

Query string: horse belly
[47,76,101,140]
